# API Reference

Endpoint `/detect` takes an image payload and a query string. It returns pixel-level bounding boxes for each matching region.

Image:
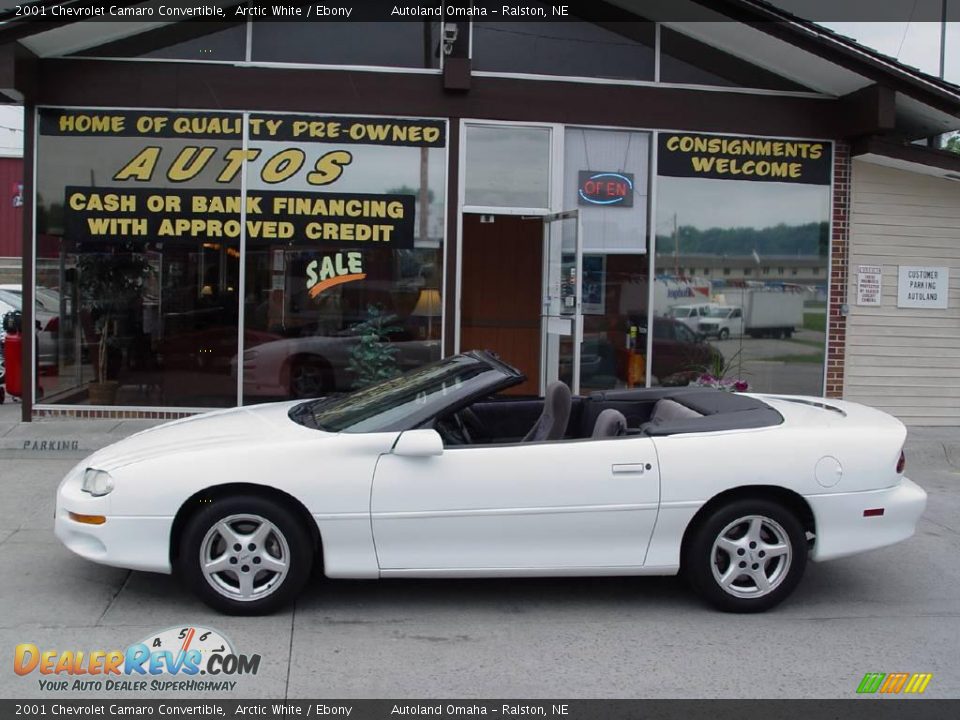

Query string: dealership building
[1,1,959,425]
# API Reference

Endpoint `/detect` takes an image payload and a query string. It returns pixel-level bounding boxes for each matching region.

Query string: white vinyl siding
[844,161,960,426]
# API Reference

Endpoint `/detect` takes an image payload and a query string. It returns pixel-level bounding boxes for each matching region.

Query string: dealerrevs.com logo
[14,626,260,692]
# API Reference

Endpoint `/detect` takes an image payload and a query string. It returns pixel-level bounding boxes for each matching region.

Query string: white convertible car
[55,351,926,614]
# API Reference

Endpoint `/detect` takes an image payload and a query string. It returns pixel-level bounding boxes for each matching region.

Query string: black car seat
[522,381,572,442]
[591,409,627,439]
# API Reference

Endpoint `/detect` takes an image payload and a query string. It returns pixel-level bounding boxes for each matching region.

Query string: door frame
[541,209,584,394]
[457,119,568,391]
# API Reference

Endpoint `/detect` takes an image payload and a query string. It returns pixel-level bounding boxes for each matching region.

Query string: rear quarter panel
[643,395,907,567]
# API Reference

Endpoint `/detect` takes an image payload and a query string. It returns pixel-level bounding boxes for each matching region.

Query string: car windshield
[290,353,517,433]
[667,307,691,318]
[707,308,732,318]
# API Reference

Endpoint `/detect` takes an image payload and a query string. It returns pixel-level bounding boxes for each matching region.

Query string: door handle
[611,463,652,475]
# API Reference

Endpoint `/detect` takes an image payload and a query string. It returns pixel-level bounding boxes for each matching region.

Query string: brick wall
[33,408,195,420]
[826,142,851,398]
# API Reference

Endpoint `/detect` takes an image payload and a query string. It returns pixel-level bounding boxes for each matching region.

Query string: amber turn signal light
[68,512,106,525]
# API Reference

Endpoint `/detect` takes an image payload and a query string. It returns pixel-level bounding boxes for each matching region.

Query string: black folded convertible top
[587,387,783,436]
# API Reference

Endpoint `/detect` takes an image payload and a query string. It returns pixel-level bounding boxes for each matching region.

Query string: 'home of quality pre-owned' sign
[897,266,950,309]
[46,109,444,251]
[658,133,831,185]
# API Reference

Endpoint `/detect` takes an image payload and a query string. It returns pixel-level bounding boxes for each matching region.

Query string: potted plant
[77,245,152,405]
[693,348,749,392]
[346,305,402,389]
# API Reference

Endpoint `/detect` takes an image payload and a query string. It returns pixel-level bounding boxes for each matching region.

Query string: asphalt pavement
[0,398,958,699]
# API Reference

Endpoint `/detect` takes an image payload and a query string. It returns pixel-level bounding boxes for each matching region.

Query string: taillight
[896,450,905,474]
[44,317,59,333]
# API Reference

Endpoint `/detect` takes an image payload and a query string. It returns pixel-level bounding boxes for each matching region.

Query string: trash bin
[2,310,23,399]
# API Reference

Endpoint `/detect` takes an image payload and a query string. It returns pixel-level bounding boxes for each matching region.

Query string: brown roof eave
[0,0,152,45]
[851,137,960,176]
[698,0,960,120]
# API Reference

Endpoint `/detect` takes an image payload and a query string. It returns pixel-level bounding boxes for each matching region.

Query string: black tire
[683,498,807,613]
[177,494,314,615]
[718,328,730,341]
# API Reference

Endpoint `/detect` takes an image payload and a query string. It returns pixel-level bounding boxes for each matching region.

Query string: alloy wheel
[710,514,792,599]
[199,514,290,602]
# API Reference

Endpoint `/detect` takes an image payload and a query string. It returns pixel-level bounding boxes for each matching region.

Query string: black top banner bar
[5,0,960,23]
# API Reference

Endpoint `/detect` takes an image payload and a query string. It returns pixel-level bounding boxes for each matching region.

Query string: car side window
[653,322,673,340]
[675,324,695,343]
[732,309,742,318]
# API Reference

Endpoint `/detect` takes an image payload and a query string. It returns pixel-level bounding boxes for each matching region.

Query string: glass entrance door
[541,210,583,394]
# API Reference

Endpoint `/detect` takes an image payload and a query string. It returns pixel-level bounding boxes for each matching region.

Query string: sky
[0,19,957,155]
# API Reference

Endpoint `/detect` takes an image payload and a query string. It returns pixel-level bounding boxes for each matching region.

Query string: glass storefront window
[464,125,551,208]
[241,114,446,403]
[250,22,441,68]
[473,18,655,81]
[36,110,243,407]
[653,132,831,394]
[70,22,247,61]
[562,128,651,393]
[659,27,811,92]
[34,109,446,409]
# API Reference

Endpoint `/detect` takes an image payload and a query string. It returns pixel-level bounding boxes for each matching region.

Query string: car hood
[84,400,326,471]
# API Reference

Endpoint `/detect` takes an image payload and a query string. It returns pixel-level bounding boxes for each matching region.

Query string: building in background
[0,149,23,284]
[0,1,959,424]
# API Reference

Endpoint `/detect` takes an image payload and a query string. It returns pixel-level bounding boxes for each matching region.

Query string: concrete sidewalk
[0,399,167,459]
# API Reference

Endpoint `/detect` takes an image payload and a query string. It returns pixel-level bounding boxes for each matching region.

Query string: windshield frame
[289,351,524,433]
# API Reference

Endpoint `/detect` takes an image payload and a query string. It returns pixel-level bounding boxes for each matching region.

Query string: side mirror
[393,429,444,458]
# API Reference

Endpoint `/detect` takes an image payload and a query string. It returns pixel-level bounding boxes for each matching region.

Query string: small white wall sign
[856,265,882,306]
[897,266,949,309]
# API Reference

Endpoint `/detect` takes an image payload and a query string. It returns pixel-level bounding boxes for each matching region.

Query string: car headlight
[81,468,114,497]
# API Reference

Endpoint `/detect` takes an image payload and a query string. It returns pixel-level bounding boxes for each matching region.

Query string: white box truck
[742,290,804,339]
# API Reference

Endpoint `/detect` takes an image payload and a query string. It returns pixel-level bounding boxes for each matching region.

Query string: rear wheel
[683,499,807,613]
[178,495,313,615]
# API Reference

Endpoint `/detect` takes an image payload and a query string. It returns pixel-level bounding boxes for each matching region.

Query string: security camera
[442,23,459,55]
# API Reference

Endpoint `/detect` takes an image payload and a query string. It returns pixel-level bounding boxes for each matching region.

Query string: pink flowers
[693,374,749,392]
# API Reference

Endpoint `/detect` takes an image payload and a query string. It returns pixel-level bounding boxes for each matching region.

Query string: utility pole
[941,0,949,81]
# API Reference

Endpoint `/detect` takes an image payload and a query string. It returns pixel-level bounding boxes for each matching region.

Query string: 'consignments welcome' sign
[658,133,831,185]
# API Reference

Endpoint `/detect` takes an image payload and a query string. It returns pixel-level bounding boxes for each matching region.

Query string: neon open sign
[577,171,634,207]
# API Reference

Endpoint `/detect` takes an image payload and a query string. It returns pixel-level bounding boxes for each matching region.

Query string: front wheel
[683,499,807,613]
[718,328,730,341]
[178,495,314,615]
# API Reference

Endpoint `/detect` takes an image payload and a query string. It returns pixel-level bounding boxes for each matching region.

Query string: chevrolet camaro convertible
[55,351,927,614]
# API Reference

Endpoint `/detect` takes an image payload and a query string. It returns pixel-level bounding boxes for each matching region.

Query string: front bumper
[807,477,927,562]
[54,466,174,574]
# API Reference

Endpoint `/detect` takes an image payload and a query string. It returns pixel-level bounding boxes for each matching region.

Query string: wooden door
[460,215,542,395]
